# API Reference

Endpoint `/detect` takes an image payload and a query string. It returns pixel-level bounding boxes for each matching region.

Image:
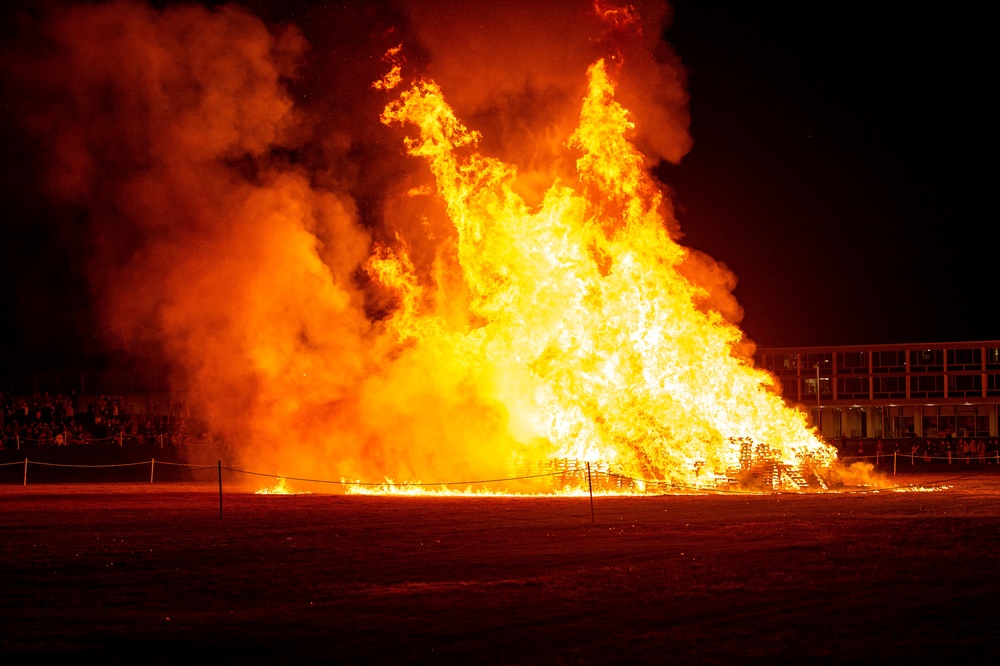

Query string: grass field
[2,470,999,664]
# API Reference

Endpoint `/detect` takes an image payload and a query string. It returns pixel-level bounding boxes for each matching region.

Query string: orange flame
[375,57,836,488]
[3,2,838,495]
[255,477,311,495]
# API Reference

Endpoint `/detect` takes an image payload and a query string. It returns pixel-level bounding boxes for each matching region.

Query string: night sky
[663,2,994,349]
[0,0,994,375]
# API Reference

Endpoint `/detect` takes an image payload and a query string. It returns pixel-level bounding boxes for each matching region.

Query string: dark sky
[0,0,994,374]
[663,1,994,349]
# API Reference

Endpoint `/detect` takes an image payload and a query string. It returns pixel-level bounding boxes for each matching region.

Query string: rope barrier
[4,457,224,486]
[0,453,986,493]
[152,460,218,470]
[28,460,152,468]
[838,452,996,464]
[1,458,789,492]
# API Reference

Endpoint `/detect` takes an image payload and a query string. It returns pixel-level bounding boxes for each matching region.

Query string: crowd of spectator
[841,436,1000,465]
[0,390,197,450]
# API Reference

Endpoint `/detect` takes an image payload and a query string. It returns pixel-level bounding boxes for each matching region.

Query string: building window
[801,353,830,371]
[925,416,956,437]
[836,351,868,375]
[762,353,798,376]
[947,347,982,371]
[976,405,992,437]
[873,376,906,399]
[911,375,944,399]
[872,350,906,373]
[837,377,868,400]
[885,406,915,438]
[804,376,831,399]
[923,406,956,438]
[948,374,982,398]
[987,348,1000,370]
[953,405,989,437]
[911,349,944,373]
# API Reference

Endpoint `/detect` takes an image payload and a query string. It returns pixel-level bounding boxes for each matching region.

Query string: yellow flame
[370,57,837,491]
[255,477,311,495]
[373,44,403,90]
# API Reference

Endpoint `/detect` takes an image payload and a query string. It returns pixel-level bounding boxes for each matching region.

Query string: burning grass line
[224,466,566,488]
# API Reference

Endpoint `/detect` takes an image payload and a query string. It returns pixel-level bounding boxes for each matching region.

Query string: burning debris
[507,436,832,495]
[724,437,829,491]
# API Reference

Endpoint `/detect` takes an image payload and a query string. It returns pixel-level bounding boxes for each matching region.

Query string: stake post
[218,460,223,519]
[586,461,595,524]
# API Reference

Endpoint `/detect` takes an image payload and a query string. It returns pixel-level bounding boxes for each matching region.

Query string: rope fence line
[27,460,154,468]
[839,451,1000,465]
[3,455,693,492]
[0,457,732,491]
[2,457,221,486]
[3,457,956,495]
[154,460,218,471]
[6,458,825,523]
[2,454,968,522]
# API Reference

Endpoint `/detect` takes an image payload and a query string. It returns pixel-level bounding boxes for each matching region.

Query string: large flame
[1,1,838,494]
[371,57,835,487]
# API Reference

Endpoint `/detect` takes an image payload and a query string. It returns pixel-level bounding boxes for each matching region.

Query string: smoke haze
[1,1,763,483]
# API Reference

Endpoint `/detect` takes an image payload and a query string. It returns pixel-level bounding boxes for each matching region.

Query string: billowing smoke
[1,0,758,484]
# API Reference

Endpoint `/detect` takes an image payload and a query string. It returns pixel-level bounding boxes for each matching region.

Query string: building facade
[756,341,1000,440]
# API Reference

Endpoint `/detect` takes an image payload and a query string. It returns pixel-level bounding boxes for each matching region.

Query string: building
[756,341,1000,440]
